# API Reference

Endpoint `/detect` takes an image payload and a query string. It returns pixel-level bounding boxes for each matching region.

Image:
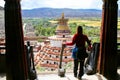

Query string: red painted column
[4,0,26,80]
[98,0,118,79]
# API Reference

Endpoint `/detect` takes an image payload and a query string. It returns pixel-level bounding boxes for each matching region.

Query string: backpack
[72,46,88,59]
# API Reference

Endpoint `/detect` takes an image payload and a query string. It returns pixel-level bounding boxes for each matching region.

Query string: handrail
[0,42,120,51]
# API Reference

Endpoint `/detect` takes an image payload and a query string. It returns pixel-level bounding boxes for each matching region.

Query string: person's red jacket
[66,33,92,49]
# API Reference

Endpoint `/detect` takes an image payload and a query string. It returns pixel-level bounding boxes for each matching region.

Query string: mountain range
[1,6,120,18]
[22,8,102,18]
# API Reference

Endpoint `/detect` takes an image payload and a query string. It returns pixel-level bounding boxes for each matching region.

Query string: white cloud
[45,0,93,9]
[2,0,120,10]
[21,0,48,9]
[21,0,103,9]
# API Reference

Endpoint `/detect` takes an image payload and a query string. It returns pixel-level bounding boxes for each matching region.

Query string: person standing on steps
[63,26,92,80]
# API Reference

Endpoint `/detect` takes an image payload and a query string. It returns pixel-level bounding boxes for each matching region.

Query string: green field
[23,18,120,43]
[50,19,120,28]
[68,19,101,27]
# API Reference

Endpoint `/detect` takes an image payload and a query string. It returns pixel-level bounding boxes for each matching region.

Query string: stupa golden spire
[56,13,71,37]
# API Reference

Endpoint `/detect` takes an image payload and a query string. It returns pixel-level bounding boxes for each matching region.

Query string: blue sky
[0,0,120,10]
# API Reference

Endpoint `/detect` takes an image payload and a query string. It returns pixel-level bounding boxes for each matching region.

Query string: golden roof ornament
[56,13,71,37]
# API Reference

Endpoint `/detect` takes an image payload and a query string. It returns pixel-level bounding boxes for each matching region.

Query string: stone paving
[0,73,107,80]
[0,68,120,80]
[37,73,107,80]
[1,69,120,80]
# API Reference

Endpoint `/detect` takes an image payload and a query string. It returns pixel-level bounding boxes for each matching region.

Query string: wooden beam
[4,0,27,79]
[98,0,118,79]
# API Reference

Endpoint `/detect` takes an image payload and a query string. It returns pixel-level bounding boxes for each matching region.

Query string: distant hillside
[1,6,120,18]
[22,8,102,18]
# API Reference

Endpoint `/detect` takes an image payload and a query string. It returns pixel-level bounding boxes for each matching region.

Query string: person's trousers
[74,59,85,78]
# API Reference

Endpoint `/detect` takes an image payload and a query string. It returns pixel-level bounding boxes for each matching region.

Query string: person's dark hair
[77,26,83,34]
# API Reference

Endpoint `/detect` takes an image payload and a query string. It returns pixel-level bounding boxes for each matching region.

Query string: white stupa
[34,13,73,71]
[49,13,72,47]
